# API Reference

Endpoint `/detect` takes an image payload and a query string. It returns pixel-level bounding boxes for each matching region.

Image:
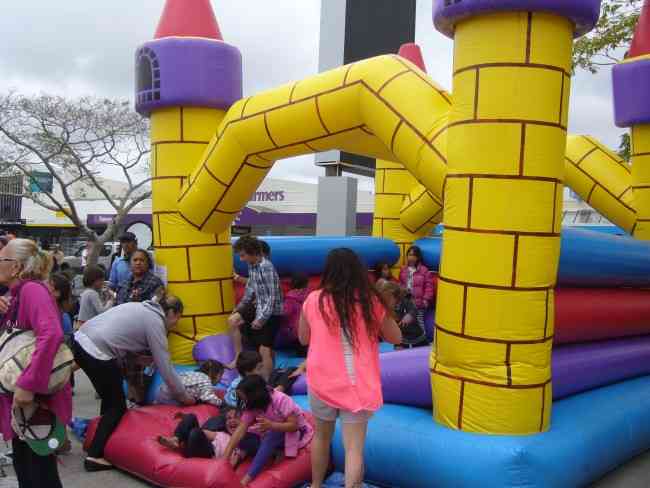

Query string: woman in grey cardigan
[72,293,194,472]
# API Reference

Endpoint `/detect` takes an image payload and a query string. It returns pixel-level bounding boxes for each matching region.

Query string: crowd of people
[0,231,436,488]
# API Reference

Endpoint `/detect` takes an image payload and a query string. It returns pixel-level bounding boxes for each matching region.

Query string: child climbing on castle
[155,360,225,407]
[158,407,260,463]
[224,374,314,487]
[377,280,429,349]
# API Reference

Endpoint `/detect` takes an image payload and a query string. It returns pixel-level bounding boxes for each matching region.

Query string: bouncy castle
[85,0,650,486]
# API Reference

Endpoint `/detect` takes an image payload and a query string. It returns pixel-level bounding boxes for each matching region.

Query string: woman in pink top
[0,239,72,488]
[299,248,401,488]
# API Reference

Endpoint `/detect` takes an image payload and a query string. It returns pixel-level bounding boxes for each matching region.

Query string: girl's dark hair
[83,265,106,288]
[290,272,309,290]
[236,350,262,376]
[237,374,272,411]
[374,261,391,280]
[259,240,271,258]
[319,248,383,347]
[233,236,262,256]
[198,360,224,379]
[50,273,71,306]
[406,246,423,266]
[131,249,153,271]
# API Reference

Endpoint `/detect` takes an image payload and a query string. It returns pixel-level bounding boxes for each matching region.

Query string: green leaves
[573,0,642,73]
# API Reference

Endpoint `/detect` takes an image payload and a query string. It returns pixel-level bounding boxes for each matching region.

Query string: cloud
[0,0,628,187]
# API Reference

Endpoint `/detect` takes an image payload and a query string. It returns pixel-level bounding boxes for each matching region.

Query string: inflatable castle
[84,0,650,486]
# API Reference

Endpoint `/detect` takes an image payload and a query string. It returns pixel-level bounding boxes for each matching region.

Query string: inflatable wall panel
[296,374,650,487]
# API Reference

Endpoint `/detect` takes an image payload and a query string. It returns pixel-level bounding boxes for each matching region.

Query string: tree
[573,0,642,73]
[0,93,151,265]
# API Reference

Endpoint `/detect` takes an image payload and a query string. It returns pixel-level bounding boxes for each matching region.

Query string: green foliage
[618,132,631,161]
[573,0,642,73]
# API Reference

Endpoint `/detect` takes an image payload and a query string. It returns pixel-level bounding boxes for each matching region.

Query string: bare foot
[157,436,180,451]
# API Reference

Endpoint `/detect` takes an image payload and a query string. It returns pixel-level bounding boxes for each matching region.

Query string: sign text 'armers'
[250,191,286,202]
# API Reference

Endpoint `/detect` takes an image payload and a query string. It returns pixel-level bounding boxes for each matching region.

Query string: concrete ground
[0,373,647,487]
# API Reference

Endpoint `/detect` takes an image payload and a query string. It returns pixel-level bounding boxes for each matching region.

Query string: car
[62,242,120,274]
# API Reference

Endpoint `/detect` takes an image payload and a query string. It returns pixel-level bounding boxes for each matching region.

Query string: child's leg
[258,345,274,381]
[173,414,200,444]
[237,433,261,458]
[245,431,284,481]
[341,420,369,488]
[227,314,244,368]
[311,418,336,488]
[183,428,215,459]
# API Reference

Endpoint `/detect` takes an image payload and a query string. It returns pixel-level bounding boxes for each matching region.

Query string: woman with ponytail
[0,239,71,487]
[72,287,194,472]
[299,248,402,488]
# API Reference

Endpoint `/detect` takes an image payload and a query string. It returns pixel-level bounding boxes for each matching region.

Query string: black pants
[72,339,127,459]
[12,438,62,488]
[174,414,260,459]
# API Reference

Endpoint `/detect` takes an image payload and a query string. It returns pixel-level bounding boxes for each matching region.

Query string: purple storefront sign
[87,214,153,227]
[88,209,373,229]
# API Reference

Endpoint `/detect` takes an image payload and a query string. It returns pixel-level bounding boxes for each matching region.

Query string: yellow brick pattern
[432,11,572,434]
[632,124,650,239]
[151,107,233,363]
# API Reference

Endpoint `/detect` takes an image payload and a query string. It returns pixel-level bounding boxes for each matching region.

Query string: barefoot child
[224,375,313,486]
[158,408,259,464]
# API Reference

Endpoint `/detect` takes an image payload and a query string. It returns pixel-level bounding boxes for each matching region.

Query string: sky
[0,1,626,191]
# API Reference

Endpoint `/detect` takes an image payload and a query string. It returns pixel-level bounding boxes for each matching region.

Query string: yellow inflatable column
[135,1,243,362]
[149,109,234,362]
[631,125,650,238]
[612,3,650,239]
[431,1,600,434]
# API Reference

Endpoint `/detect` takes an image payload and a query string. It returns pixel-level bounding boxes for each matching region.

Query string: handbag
[0,281,74,395]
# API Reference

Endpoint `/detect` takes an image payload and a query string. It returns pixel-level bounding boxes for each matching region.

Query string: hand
[0,296,11,314]
[229,449,241,467]
[255,416,274,433]
[251,320,263,330]
[13,387,34,408]
[181,396,196,406]
[228,313,244,328]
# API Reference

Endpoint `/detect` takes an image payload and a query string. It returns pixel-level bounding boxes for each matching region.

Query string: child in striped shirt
[155,360,224,407]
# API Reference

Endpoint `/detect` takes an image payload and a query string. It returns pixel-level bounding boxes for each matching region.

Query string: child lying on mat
[155,360,225,407]
[158,408,260,465]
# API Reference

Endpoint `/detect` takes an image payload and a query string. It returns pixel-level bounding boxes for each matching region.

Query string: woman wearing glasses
[0,238,71,488]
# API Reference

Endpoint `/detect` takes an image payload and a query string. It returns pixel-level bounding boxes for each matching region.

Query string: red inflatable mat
[555,288,650,344]
[84,405,312,488]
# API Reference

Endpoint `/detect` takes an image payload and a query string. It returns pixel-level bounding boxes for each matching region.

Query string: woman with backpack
[0,239,71,488]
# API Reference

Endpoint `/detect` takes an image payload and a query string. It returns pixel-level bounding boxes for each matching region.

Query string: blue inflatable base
[296,375,650,487]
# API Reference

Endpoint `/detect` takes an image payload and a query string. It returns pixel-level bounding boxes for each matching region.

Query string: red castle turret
[154,0,223,40]
[398,43,427,72]
[629,0,650,58]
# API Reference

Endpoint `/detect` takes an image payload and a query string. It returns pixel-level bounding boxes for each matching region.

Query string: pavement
[0,372,150,488]
[0,373,647,488]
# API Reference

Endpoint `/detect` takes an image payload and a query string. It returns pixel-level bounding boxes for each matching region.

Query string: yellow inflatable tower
[135,0,243,362]
[431,1,599,434]
[613,0,650,239]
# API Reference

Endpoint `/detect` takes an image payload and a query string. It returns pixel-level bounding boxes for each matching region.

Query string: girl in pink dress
[224,374,313,486]
[299,248,402,488]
